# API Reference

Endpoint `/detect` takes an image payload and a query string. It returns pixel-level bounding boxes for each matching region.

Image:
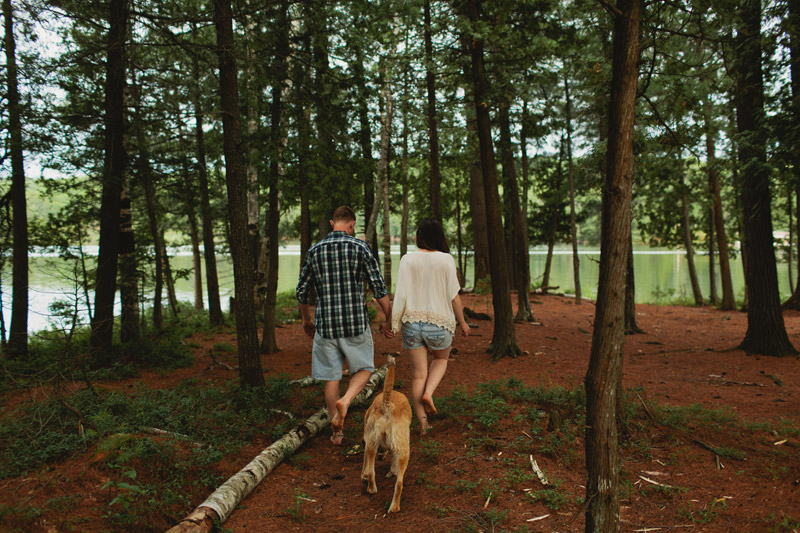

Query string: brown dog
[361,356,412,513]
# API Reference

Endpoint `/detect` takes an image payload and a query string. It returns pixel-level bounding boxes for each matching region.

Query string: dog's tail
[382,355,396,412]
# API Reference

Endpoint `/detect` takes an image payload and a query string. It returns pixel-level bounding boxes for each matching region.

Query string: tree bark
[354,46,379,254]
[734,0,797,356]
[261,0,289,354]
[708,207,717,305]
[789,189,794,294]
[166,364,391,533]
[564,70,582,304]
[4,0,27,355]
[624,234,643,334]
[462,0,519,360]
[782,0,800,310]
[584,0,641,530]
[704,96,735,310]
[424,0,442,221]
[213,0,265,386]
[499,104,533,322]
[161,228,179,317]
[192,53,223,326]
[90,0,128,358]
[184,164,204,311]
[400,69,410,258]
[140,155,164,330]
[678,157,703,305]
[118,176,139,343]
[463,65,490,287]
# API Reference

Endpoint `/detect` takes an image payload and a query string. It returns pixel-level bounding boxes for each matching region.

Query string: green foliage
[212,341,235,353]
[419,438,443,461]
[527,483,570,511]
[284,488,310,522]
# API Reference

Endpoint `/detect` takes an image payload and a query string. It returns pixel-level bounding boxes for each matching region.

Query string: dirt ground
[2,293,799,532]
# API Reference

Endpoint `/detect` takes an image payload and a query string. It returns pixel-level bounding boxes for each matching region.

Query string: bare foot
[421,394,437,417]
[331,398,349,438]
[330,429,344,445]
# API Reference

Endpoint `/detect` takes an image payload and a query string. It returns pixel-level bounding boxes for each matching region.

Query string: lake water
[7,245,794,334]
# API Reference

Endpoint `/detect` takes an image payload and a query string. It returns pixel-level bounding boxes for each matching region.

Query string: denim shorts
[401,321,453,351]
[311,326,374,381]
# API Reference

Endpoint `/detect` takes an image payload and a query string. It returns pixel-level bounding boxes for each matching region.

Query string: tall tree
[4,0,27,355]
[704,96,735,310]
[677,155,703,305]
[191,51,223,325]
[498,103,533,322]
[734,0,796,356]
[461,0,520,360]
[563,67,582,304]
[261,0,290,355]
[90,0,128,358]
[213,0,265,386]
[584,0,641,530]
[424,0,442,221]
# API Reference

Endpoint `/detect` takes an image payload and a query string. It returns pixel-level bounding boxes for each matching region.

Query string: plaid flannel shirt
[296,231,388,339]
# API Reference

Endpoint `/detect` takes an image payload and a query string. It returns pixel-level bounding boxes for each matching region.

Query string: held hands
[379,320,395,339]
[302,320,316,339]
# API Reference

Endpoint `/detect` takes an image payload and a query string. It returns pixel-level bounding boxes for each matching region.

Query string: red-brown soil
[1,293,799,532]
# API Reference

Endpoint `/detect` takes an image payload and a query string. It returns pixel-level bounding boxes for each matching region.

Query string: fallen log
[165,363,390,533]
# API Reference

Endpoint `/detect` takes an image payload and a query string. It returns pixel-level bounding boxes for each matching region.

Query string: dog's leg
[386,450,396,478]
[362,441,378,494]
[388,450,409,513]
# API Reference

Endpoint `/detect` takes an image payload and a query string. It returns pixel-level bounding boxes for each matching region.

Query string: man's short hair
[332,206,356,223]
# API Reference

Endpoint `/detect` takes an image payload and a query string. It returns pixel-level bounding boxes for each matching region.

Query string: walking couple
[296,206,470,444]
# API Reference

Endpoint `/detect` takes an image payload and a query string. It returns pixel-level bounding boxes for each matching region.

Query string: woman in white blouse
[391,219,470,435]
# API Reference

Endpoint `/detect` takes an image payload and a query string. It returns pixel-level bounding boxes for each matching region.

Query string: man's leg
[332,369,371,438]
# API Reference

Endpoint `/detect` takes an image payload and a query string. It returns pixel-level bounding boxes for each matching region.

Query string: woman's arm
[452,294,470,337]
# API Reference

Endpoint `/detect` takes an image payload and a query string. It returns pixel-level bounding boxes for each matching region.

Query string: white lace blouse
[391,250,461,333]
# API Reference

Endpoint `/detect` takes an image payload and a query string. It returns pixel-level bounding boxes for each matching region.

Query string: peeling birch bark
[165,363,389,533]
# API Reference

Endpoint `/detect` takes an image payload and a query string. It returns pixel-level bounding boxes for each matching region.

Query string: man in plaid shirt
[296,206,393,445]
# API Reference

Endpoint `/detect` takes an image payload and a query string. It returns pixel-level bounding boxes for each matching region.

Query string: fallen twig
[529,455,550,485]
[635,392,654,421]
[139,427,204,448]
[208,349,237,371]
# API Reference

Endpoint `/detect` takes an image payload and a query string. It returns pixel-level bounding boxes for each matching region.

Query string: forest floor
[0,293,799,532]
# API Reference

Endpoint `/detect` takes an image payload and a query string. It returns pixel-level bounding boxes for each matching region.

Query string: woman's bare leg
[407,346,431,434]
[421,347,451,417]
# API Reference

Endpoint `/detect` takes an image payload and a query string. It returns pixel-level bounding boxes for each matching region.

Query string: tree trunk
[400,69,410,258]
[704,96,735,310]
[462,0,519,360]
[564,70,582,304]
[184,166,204,311]
[584,0,641,531]
[624,237,643,334]
[424,0,442,221]
[708,207,717,305]
[192,53,223,326]
[4,0,27,355]
[161,228,179,317]
[543,142,564,294]
[261,0,289,354]
[118,176,139,343]
[166,363,391,533]
[140,152,164,330]
[678,157,703,305]
[90,0,128,359]
[734,0,797,356]
[213,0,265,386]
[463,65,490,287]
[382,148,392,289]
[499,104,533,322]
[366,41,397,247]
[783,0,800,310]
[789,189,794,294]
[354,46,378,254]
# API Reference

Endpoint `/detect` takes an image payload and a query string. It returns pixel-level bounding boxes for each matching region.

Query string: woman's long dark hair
[416,218,450,253]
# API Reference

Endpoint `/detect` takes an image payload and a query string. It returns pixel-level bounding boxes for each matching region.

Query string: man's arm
[375,294,393,338]
[296,254,316,339]
[299,302,316,339]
